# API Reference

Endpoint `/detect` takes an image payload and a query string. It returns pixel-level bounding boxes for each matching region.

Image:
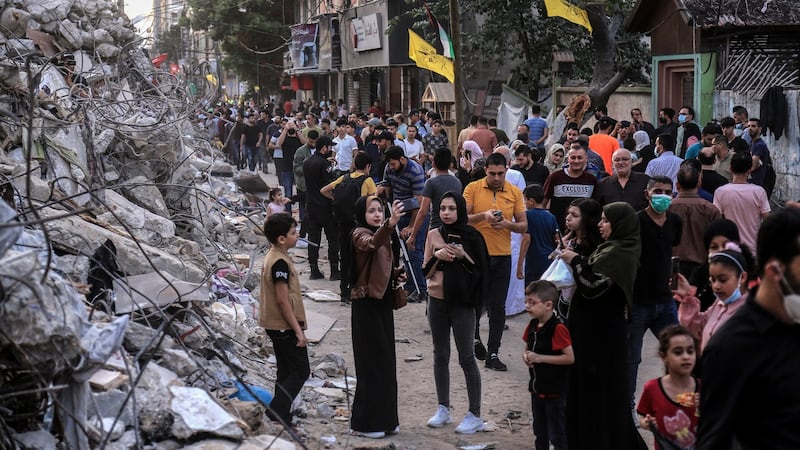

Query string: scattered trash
[404,353,424,362]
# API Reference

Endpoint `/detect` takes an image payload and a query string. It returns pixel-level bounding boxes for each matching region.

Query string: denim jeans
[627,300,678,405]
[243,144,257,171]
[279,171,294,214]
[398,213,428,295]
[532,395,567,450]
[475,256,511,355]
[265,329,310,424]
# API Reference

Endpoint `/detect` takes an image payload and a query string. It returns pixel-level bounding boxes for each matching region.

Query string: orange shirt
[589,133,619,173]
[463,178,525,256]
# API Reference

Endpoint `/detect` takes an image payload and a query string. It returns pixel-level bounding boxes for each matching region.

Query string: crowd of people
[238,96,799,450]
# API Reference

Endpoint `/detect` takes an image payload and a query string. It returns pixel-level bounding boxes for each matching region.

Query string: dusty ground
[251,171,660,449]
[260,246,660,450]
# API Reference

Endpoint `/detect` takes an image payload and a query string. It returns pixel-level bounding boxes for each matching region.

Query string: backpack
[333,174,367,223]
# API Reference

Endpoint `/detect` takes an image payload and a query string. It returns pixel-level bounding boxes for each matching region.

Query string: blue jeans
[532,395,567,450]
[627,301,678,405]
[279,171,294,214]
[243,144,257,171]
[398,213,428,295]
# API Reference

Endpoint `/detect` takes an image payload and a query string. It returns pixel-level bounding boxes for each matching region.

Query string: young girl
[561,198,603,256]
[674,242,754,353]
[422,191,489,434]
[637,325,700,450]
[267,188,291,216]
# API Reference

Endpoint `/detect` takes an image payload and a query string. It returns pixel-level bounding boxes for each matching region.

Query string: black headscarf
[435,191,490,305]
[349,195,401,284]
[588,202,641,310]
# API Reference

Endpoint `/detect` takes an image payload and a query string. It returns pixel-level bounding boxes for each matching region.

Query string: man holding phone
[463,153,527,371]
[382,146,429,302]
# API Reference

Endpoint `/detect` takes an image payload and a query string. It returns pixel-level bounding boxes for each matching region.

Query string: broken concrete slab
[113,271,209,314]
[96,189,176,246]
[238,435,299,450]
[158,348,197,378]
[169,385,243,440]
[123,319,176,354]
[304,309,337,344]
[40,206,208,282]
[12,430,57,450]
[120,175,170,218]
[2,8,31,38]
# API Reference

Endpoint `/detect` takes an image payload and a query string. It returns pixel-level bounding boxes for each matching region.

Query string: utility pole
[448,0,464,129]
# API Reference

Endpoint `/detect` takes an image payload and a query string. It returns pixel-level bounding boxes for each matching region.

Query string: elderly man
[593,149,650,211]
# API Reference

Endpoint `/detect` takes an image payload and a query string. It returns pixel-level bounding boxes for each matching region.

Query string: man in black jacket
[302,136,339,280]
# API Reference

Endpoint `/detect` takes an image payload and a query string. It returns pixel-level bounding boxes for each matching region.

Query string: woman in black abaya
[560,202,647,450]
[347,196,405,438]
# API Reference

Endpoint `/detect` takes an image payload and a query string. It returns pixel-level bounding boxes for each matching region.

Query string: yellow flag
[544,0,592,33]
[408,29,455,83]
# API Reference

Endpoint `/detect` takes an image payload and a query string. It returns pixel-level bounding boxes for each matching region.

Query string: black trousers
[306,206,339,270]
[475,255,511,355]
[265,329,310,424]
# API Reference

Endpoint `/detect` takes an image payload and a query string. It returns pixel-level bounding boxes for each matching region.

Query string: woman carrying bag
[560,202,647,450]
[348,195,407,439]
[422,191,490,434]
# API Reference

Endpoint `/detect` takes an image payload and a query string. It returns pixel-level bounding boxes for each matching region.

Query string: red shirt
[637,377,699,450]
[522,320,572,351]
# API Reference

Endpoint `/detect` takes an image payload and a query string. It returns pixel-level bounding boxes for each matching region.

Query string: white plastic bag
[541,257,575,289]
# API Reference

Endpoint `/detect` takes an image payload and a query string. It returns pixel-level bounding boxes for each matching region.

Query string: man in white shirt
[333,118,358,175]
[403,125,425,163]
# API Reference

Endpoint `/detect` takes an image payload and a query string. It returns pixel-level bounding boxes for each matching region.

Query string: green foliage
[153,25,183,63]
[186,0,289,90]
[399,0,649,100]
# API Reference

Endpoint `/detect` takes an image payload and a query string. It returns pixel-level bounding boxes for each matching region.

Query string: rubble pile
[0,1,331,449]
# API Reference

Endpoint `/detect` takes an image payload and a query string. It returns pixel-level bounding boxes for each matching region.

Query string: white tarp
[497,85,533,142]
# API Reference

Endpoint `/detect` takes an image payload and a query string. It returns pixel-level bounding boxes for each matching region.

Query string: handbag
[391,282,407,310]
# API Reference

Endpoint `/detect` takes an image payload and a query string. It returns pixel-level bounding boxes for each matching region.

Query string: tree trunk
[584,4,630,119]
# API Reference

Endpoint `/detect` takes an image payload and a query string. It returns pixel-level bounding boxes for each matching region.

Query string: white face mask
[780,274,800,324]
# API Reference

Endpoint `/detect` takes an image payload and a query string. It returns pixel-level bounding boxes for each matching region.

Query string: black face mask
[658,117,667,124]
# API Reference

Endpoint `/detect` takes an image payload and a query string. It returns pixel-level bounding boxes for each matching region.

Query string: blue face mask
[649,194,672,213]
[678,114,687,123]
[721,287,742,305]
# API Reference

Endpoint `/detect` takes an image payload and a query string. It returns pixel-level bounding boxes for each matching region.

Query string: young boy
[517,184,559,285]
[522,280,574,450]
[260,213,310,426]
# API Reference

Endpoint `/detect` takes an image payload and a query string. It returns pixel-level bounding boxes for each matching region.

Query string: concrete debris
[0,0,337,447]
[168,385,243,440]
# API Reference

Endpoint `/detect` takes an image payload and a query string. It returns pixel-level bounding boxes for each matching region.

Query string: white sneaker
[427,404,452,428]
[454,412,484,434]
[349,429,386,439]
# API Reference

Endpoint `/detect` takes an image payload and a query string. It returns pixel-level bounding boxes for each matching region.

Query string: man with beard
[464,153,527,371]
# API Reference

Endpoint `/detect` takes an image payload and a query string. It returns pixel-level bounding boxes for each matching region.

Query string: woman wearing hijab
[348,195,406,439]
[544,143,566,173]
[422,191,490,434]
[631,130,654,173]
[560,202,647,450]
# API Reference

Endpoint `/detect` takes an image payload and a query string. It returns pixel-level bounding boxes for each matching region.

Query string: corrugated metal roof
[686,0,800,28]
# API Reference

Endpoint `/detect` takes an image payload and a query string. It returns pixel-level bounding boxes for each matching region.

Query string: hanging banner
[290,23,319,69]
[351,13,382,52]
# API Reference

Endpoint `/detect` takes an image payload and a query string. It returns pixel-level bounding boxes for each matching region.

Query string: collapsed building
[0,1,347,449]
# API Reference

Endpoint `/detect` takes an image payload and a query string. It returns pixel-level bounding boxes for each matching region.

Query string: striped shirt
[384,159,426,201]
